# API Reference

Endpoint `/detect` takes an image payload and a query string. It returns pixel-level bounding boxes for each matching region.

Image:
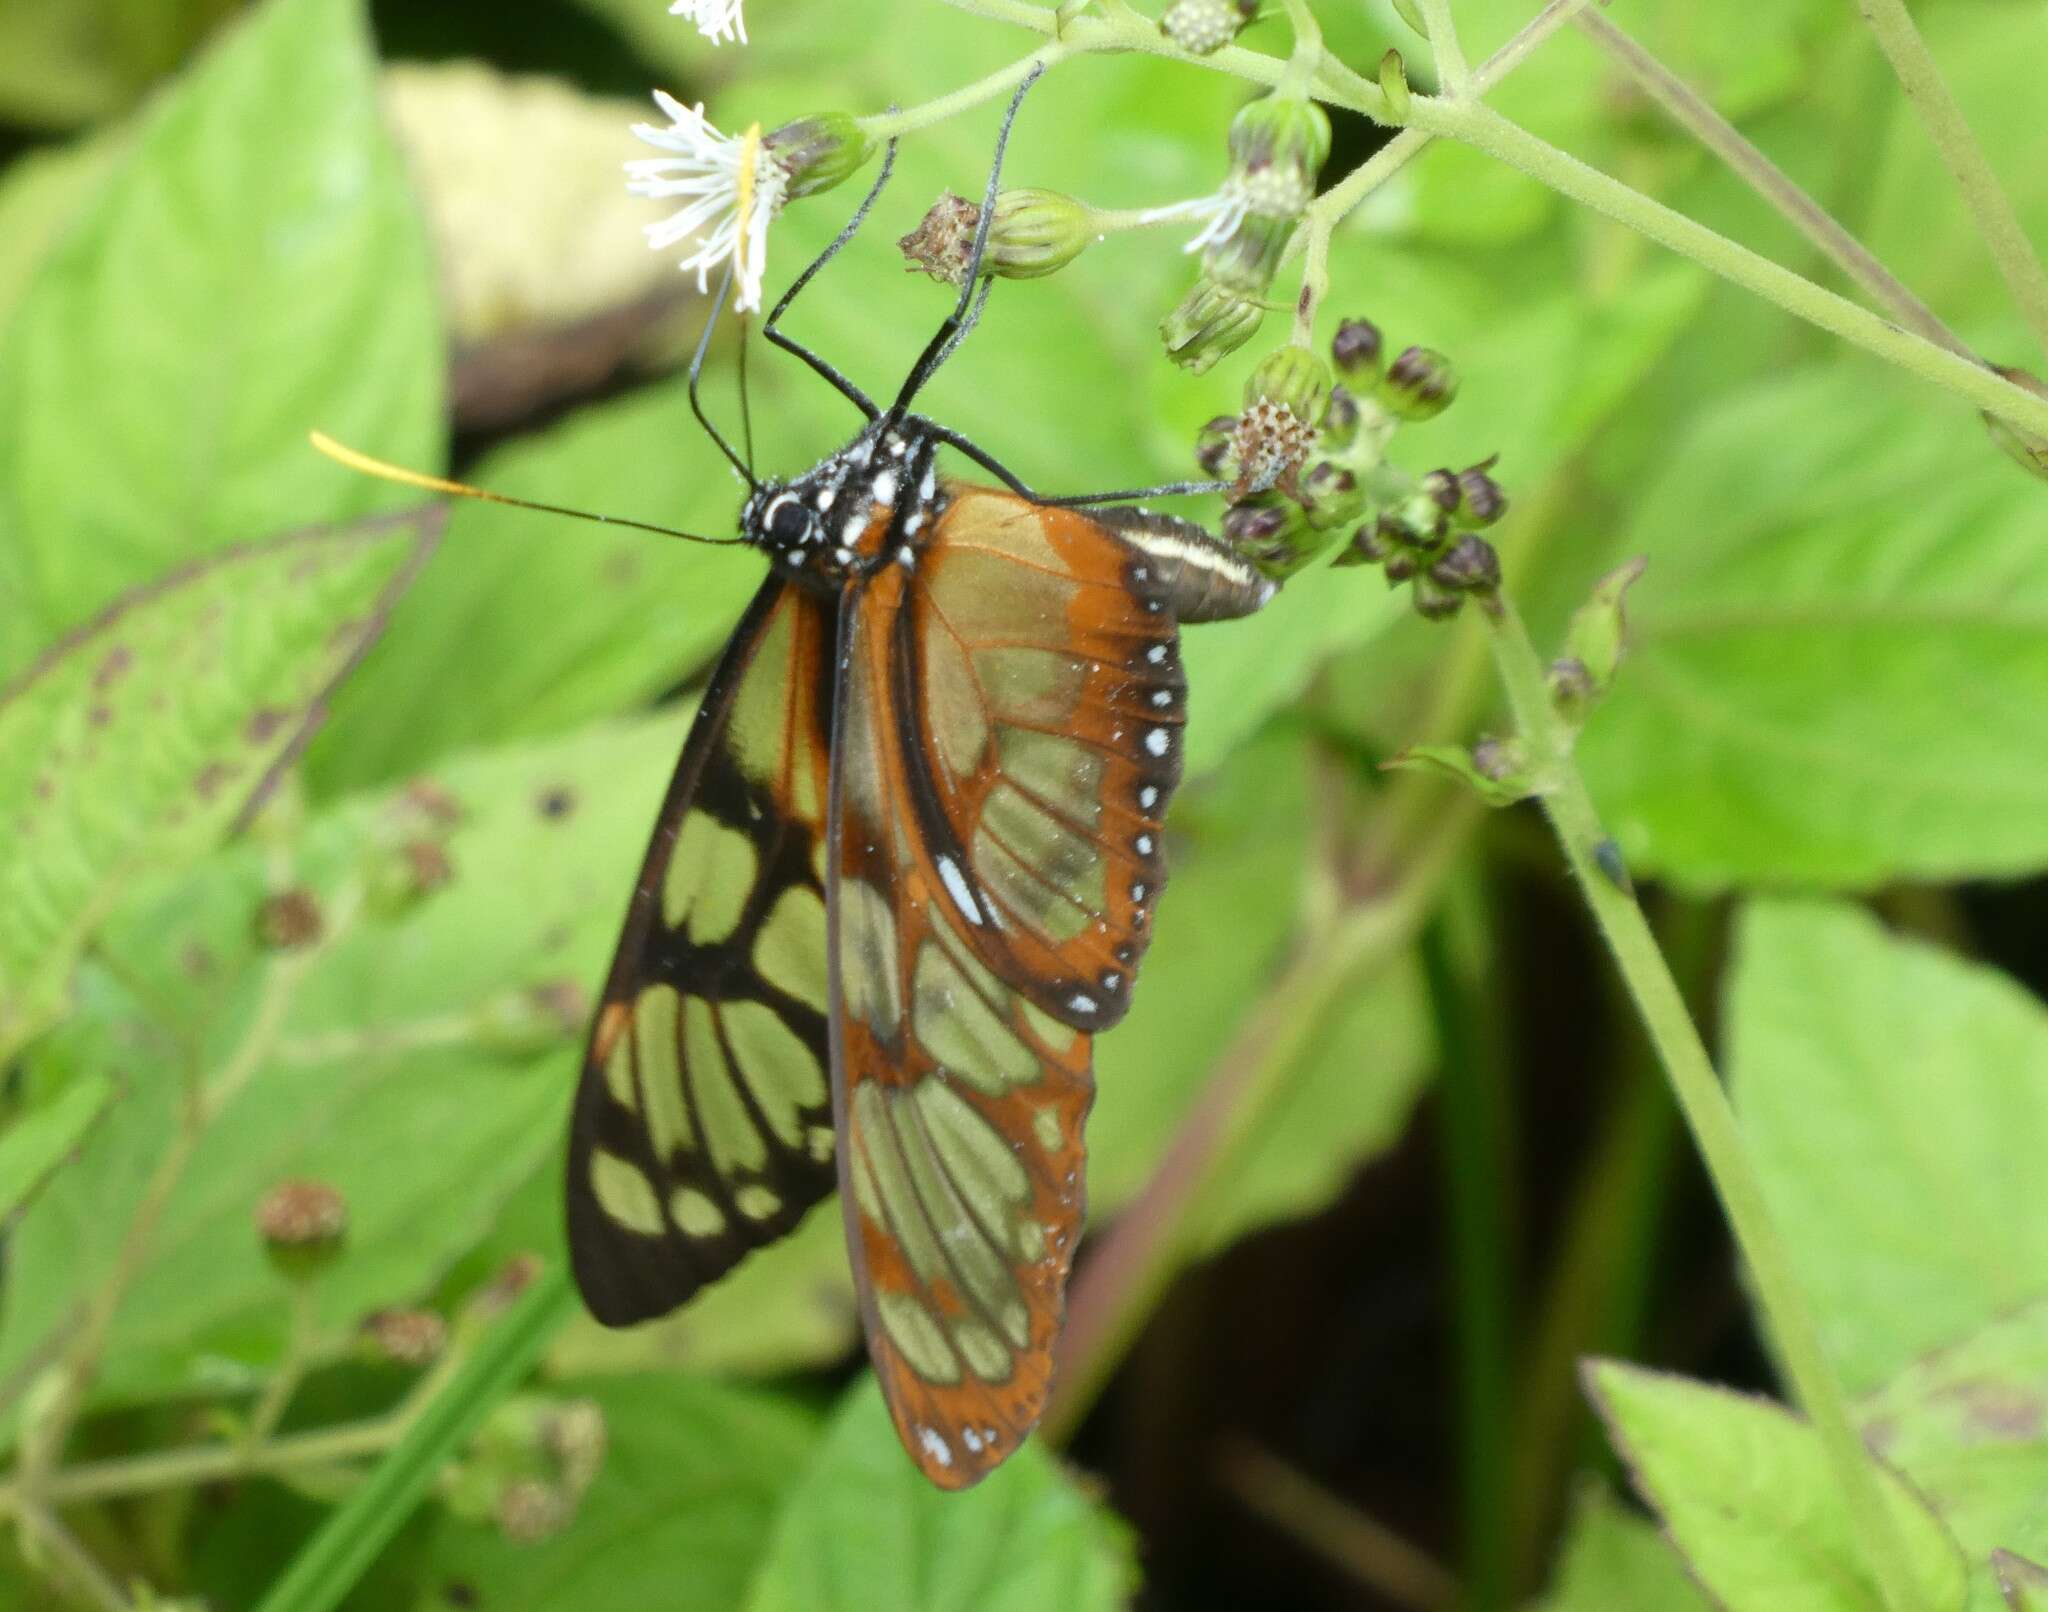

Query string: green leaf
[0,1068,114,1227]
[0,127,121,331]
[0,709,685,1427]
[307,382,762,795]
[0,0,236,128]
[1588,1361,1968,1612]
[742,1378,1137,1612]
[0,511,439,1062]
[254,1267,577,1612]
[0,0,444,678]
[1861,1298,2048,1603]
[1577,363,2048,889]
[1530,1480,1708,1612]
[396,1374,822,1611]
[1729,900,2048,1395]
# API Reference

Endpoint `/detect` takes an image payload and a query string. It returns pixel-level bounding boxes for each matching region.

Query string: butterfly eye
[764,496,812,546]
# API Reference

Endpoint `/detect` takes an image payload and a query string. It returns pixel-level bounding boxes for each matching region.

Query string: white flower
[1136,191,1251,255]
[669,0,748,44]
[627,91,787,313]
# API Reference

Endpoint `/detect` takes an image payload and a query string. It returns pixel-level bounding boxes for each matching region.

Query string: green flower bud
[984,187,1095,280]
[765,112,874,201]
[1381,345,1458,421]
[1298,459,1365,532]
[1161,279,1265,373]
[1202,209,1296,294]
[1330,318,1384,379]
[257,1180,348,1280]
[1244,343,1333,428]
[1227,92,1333,194]
[1161,0,1256,54]
[1390,490,1449,549]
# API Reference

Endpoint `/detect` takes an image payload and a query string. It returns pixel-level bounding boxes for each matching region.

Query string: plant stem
[1852,0,2048,364]
[1421,905,1513,1612]
[245,1283,319,1449]
[1480,598,1922,1612]
[858,40,1071,138]
[17,1504,130,1612]
[1573,10,1970,361]
[1406,96,2048,442]
[1416,0,1471,96]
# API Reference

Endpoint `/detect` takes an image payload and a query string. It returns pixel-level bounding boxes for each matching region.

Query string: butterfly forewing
[567,578,841,1324]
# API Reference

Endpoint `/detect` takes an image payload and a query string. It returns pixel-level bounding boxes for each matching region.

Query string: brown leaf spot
[401,838,455,894]
[181,942,216,980]
[527,978,588,1037]
[87,703,113,728]
[1941,1379,2044,1443]
[536,785,576,822]
[193,762,236,802]
[403,778,465,827]
[255,888,324,950]
[245,706,288,745]
[31,776,52,802]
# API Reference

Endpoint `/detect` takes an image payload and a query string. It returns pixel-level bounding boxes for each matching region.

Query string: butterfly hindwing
[567,578,841,1325]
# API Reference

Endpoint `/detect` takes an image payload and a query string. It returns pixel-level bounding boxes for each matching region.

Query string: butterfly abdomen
[1091,506,1277,623]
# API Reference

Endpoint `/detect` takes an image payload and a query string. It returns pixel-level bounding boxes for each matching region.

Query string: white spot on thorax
[817,485,836,511]
[918,465,936,501]
[872,469,897,505]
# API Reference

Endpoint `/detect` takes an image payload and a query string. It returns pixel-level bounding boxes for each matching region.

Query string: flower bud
[1202,210,1295,294]
[1457,460,1509,526]
[1321,384,1361,450]
[1298,460,1365,532]
[1244,344,1333,429]
[257,1180,348,1280]
[764,112,874,201]
[1382,345,1458,421]
[1420,467,1461,513]
[988,187,1096,279]
[1227,92,1332,196]
[1161,0,1257,54]
[1383,549,1419,583]
[1411,573,1464,620]
[1389,490,1449,549]
[1195,415,1239,478]
[1161,279,1264,373]
[1428,533,1502,594]
[1333,521,1389,568]
[1331,318,1384,379]
[1223,495,1326,580]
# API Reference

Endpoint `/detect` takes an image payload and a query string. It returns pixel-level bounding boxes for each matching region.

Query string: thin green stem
[17,1504,129,1612]
[1405,97,2048,442]
[1481,598,1922,1612]
[858,40,1071,139]
[1422,904,1513,1612]
[1574,10,1970,361]
[245,1283,319,1449]
[1278,0,1325,73]
[1416,0,1471,96]
[1852,0,2048,364]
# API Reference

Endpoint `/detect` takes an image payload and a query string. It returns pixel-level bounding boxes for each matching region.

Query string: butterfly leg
[887,63,1045,419]
[758,139,901,420]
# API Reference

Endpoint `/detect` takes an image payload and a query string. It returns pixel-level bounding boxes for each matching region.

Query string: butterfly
[318,78,1275,1489]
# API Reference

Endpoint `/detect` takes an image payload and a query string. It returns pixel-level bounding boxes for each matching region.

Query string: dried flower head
[364,1308,449,1367]
[257,1180,349,1278]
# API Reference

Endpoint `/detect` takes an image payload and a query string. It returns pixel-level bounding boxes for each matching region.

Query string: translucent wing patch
[567,579,840,1326]
[830,582,1093,1489]
[899,487,1228,1033]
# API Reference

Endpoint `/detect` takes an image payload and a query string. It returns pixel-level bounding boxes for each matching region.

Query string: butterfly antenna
[886,64,1044,423]
[688,260,759,490]
[737,312,758,479]
[308,433,744,546]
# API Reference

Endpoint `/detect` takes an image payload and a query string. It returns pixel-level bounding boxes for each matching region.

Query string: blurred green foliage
[1,0,2046,1605]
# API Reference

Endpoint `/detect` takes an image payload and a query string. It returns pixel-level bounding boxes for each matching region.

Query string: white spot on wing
[1145,728,1170,757]
[1139,785,1159,810]
[937,855,984,926]
[1136,834,1153,854]
[1069,992,1097,1014]
[1145,643,1168,665]
[918,1426,953,1468]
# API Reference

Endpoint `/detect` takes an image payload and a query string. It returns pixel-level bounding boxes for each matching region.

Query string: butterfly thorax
[742,418,949,594]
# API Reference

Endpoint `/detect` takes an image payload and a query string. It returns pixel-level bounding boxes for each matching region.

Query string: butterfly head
[743,418,951,592]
